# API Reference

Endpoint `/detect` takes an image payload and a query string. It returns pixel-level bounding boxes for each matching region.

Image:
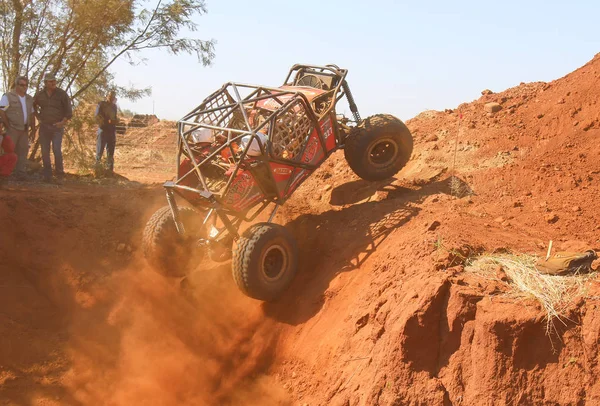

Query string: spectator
[0,76,35,180]
[33,72,72,183]
[95,90,118,174]
[0,123,18,178]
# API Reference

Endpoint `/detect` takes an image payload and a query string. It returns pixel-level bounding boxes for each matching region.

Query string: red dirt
[3,54,600,405]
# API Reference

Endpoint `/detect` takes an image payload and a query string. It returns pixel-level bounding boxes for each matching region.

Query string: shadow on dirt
[263,176,456,325]
[329,177,411,206]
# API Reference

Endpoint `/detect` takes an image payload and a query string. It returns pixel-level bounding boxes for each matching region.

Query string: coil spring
[342,81,361,122]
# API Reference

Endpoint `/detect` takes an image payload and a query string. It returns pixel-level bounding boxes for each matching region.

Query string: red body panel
[222,170,263,211]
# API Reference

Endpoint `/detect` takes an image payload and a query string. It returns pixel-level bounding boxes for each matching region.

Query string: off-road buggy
[143,64,413,301]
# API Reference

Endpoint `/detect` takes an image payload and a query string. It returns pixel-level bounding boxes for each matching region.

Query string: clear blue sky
[113,0,600,121]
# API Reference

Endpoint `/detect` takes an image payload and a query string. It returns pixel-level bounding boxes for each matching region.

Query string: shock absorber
[166,189,185,235]
[342,80,361,122]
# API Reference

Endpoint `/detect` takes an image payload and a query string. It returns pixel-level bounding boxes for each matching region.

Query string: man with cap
[33,72,72,182]
[95,90,118,174]
[0,75,35,180]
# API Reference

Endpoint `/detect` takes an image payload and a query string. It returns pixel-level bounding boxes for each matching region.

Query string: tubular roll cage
[165,64,362,241]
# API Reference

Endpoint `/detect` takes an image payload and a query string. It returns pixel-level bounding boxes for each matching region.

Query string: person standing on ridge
[34,72,72,183]
[0,122,18,178]
[0,76,35,180]
[95,90,118,174]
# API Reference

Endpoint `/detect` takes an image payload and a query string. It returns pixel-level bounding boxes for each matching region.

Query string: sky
[113,0,600,122]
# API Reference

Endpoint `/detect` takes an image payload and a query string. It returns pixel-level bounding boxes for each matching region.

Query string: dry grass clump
[465,253,597,335]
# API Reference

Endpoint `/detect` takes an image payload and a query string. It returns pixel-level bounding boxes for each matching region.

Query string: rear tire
[344,114,413,181]
[143,206,205,277]
[232,223,298,301]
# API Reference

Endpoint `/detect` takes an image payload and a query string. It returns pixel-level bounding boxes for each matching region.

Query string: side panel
[221,170,265,212]
[301,132,324,166]
[300,115,336,167]
[269,162,295,199]
[322,113,337,152]
[285,168,310,197]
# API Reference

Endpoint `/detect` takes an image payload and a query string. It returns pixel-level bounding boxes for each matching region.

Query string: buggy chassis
[145,63,413,300]
[168,64,358,245]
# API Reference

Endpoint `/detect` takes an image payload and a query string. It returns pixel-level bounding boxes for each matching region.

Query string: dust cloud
[61,262,291,405]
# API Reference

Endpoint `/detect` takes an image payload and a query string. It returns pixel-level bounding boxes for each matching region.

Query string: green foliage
[2,0,215,156]
[0,0,215,103]
[120,108,136,118]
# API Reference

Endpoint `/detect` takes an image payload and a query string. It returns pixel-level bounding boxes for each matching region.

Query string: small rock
[494,217,504,223]
[484,223,491,228]
[537,113,544,119]
[572,206,582,212]
[545,213,559,224]
[484,102,502,113]
[513,201,523,208]
[322,184,332,192]
[126,245,133,253]
[427,221,441,231]
[481,89,494,95]
[425,134,439,142]
[557,98,566,104]
[494,265,511,282]
[116,243,126,252]
[501,221,511,227]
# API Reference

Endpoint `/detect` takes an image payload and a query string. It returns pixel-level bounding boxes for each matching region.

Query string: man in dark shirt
[95,90,118,173]
[34,72,72,182]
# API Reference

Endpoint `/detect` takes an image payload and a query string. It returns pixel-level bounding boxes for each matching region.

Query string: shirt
[0,93,33,129]
[95,101,118,131]
[18,95,27,123]
[34,88,73,125]
[0,94,8,112]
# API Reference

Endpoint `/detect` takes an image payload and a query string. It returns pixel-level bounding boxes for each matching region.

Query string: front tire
[344,114,413,181]
[143,206,205,277]
[232,223,298,301]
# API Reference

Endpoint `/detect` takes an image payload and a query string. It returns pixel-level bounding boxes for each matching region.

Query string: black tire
[232,223,298,301]
[344,114,413,181]
[143,206,205,277]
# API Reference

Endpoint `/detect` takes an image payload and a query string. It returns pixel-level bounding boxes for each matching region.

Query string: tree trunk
[9,0,24,87]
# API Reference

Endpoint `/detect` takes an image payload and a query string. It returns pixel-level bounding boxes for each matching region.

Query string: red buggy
[143,64,413,300]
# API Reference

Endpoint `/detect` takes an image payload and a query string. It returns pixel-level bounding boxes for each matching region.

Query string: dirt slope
[2,54,600,405]
[271,53,600,405]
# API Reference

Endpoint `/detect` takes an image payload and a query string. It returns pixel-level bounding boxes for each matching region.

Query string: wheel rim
[367,138,399,168]
[261,244,288,281]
